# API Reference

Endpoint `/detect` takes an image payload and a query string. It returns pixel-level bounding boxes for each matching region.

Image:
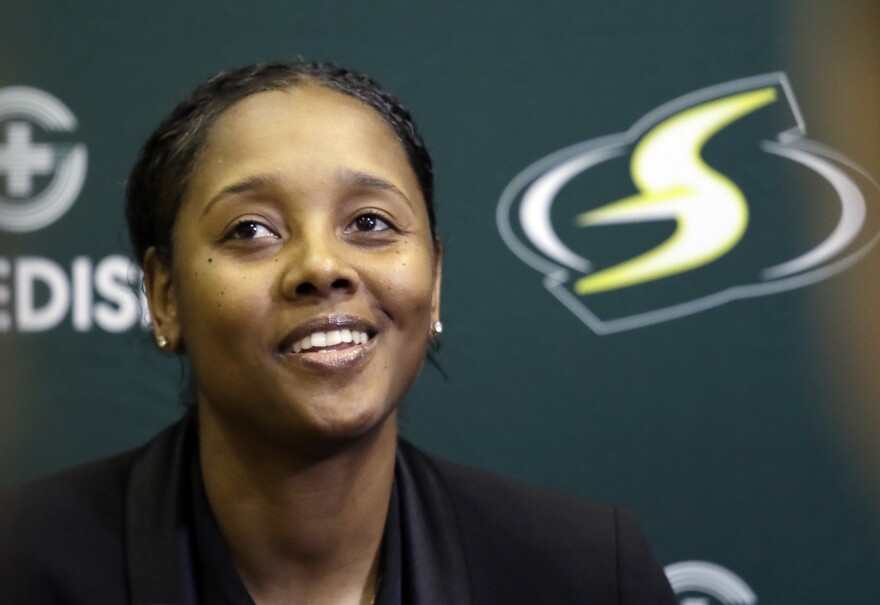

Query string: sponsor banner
[0,86,147,333]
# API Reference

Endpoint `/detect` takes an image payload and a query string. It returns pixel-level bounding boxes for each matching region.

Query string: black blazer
[0,414,676,604]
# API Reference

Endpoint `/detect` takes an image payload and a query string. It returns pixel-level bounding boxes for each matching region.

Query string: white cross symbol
[0,121,54,198]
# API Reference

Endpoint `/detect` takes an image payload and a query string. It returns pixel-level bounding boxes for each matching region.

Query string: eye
[225,219,279,241]
[348,212,393,233]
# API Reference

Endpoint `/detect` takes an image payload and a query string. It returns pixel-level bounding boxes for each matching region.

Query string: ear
[143,247,181,351]
[430,239,443,324]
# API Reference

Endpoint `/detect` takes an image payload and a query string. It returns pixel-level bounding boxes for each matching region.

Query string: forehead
[182,84,419,206]
[205,85,405,164]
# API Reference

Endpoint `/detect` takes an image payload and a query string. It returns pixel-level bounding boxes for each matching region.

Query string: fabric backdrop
[1,1,878,603]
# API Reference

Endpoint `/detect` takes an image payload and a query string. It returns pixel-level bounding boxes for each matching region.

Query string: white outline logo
[0,86,88,233]
[665,560,757,605]
[497,73,880,334]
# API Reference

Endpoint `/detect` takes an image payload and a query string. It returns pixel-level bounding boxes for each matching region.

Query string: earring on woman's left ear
[155,334,169,349]
[431,320,443,337]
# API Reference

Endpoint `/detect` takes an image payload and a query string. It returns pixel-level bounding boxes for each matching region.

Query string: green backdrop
[2,1,879,603]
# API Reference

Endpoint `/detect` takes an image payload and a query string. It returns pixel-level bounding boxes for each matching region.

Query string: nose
[280,231,359,300]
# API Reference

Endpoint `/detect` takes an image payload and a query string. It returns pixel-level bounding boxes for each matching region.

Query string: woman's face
[145,85,441,451]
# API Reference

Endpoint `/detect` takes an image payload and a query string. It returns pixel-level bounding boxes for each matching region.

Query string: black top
[0,412,676,604]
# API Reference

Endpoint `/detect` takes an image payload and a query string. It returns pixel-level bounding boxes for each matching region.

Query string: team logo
[497,73,880,334]
[0,86,88,233]
[665,560,756,605]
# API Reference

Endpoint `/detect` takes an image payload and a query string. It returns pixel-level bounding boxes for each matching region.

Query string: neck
[198,408,397,605]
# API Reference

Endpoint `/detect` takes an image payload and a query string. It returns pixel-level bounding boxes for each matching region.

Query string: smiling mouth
[291,329,371,353]
[279,314,377,358]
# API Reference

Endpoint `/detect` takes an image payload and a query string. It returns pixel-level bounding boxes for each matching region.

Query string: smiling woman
[0,62,676,605]
[146,84,440,460]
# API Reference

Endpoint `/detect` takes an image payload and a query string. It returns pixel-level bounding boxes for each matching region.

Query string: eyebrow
[202,173,281,216]
[338,169,413,209]
[201,168,413,216]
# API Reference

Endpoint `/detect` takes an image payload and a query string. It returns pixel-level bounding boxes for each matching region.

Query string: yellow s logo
[575,88,775,295]
[498,74,880,333]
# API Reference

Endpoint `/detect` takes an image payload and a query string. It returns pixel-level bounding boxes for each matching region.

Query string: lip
[277,313,378,370]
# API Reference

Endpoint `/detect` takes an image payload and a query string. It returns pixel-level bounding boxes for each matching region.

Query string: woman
[0,62,676,604]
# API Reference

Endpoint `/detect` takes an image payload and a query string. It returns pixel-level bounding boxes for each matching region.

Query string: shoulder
[427,446,617,530]
[400,441,676,604]
[1,446,137,512]
[408,443,619,560]
[0,447,141,602]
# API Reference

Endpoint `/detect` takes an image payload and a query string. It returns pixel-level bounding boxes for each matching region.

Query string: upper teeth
[292,329,370,353]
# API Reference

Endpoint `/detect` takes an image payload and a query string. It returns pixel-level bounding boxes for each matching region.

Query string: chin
[290,402,397,453]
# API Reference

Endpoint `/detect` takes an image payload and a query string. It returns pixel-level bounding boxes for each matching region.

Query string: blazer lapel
[396,440,472,605]
[125,412,199,605]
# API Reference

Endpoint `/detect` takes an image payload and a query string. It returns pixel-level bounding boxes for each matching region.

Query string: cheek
[378,250,436,324]
[176,261,270,350]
